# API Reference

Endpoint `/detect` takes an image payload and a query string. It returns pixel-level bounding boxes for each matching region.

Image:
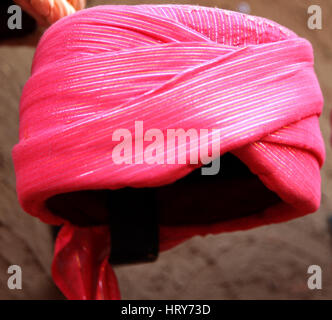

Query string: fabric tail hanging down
[13,5,324,300]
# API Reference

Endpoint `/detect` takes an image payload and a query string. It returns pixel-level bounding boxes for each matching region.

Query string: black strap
[108,188,159,265]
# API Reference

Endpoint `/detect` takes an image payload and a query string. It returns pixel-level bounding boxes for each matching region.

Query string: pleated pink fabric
[13,5,324,299]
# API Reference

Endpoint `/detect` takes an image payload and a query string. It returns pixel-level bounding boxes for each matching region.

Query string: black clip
[108,188,159,265]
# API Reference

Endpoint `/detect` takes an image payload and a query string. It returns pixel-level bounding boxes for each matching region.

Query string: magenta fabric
[12,5,324,299]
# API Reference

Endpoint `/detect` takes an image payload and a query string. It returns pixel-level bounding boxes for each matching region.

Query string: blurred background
[0,0,331,299]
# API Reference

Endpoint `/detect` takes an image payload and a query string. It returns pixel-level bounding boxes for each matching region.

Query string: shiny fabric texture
[13,5,324,299]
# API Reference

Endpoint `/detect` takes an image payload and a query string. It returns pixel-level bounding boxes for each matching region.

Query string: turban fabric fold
[12,5,324,299]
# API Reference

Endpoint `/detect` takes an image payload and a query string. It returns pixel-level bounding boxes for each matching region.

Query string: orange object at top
[14,0,86,26]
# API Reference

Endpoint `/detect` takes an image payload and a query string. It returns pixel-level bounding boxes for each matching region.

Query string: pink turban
[12,5,324,299]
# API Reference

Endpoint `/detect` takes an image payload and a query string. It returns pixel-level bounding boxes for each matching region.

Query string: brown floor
[0,0,331,299]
